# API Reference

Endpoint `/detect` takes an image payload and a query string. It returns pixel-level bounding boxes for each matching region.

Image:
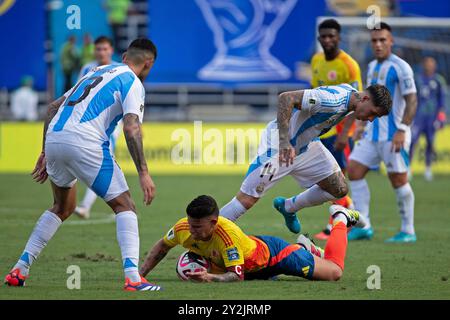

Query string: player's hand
[186,268,211,283]
[334,133,348,151]
[31,152,48,184]
[279,141,295,167]
[391,130,405,152]
[139,172,156,205]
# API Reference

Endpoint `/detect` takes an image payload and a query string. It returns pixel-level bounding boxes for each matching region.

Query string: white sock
[116,211,141,283]
[333,213,348,227]
[14,210,62,276]
[284,185,336,213]
[80,188,98,210]
[350,179,371,229]
[220,197,247,222]
[395,183,415,234]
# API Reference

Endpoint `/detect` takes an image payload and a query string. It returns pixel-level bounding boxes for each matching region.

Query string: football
[176,251,210,281]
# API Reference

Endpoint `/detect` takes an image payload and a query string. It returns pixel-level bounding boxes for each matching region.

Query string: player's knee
[333,183,348,199]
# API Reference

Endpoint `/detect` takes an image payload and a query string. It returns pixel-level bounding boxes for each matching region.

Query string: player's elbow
[122,122,140,138]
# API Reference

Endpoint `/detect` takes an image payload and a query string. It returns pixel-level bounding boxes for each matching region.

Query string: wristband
[397,123,409,132]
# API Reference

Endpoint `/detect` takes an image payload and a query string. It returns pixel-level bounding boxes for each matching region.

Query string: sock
[394,183,415,234]
[219,197,247,221]
[349,179,371,229]
[80,188,98,210]
[285,185,336,213]
[116,211,141,283]
[13,210,62,276]
[324,221,348,270]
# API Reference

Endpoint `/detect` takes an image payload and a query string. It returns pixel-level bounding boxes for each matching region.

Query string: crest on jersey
[256,182,265,194]
[327,70,337,81]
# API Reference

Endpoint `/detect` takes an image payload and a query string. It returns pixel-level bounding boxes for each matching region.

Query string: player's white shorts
[349,137,411,173]
[240,140,341,198]
[45,142,129,202]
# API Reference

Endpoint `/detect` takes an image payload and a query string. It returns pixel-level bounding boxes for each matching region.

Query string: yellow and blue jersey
[163,217,270,273]
[311,50,362,138]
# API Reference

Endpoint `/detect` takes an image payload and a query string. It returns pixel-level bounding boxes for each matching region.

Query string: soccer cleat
[385,232,417,243]
[74,206,90,219]
[313,229,331,241]
[297,234,324,258]
[347,227,374,241]
[4,268,27,287]
[123,275,162,291]
[273,197,301,234]
[329,205,367,228]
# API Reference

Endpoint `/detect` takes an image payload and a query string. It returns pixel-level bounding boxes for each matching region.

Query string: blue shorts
[320,135,353,169]
[245,235,315,280]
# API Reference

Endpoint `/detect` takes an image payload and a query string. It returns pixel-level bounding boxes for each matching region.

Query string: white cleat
[74,206,90,219]
[329,205,367,229]
[297,234,324,258]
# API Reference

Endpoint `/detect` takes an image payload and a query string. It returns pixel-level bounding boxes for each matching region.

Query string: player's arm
[122,113,155,205]
[139,238,172,277]
[186,266,243,283]
[31,96,66,184]
[277,90,304,167]
[392,92,417,152]
[335,112,356,151]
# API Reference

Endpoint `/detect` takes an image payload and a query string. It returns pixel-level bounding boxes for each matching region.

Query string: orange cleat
[313,229,331,241]
[4,268,27,287]
[123,275,162,291]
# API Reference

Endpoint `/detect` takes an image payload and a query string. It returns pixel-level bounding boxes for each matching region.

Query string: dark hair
[127,38,157,60]
[366,84,392,115]
[371,22,392,32]
[94,36,113,47]
[186,195,219,219]
[318,19,341,33]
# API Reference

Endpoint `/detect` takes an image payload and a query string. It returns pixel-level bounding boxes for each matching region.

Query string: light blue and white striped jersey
[78,60,120,81]
[365,54,416,142]
[263,84,355,155]
[46,63,145,149]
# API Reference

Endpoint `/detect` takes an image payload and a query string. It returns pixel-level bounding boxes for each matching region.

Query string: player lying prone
[140,195,366,282]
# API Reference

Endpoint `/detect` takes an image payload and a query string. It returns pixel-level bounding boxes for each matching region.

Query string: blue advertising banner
[148,0,326,87]
[0,0,47,90]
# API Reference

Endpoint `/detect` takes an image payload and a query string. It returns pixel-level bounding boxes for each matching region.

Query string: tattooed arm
[186,265,243,283]
[140,239,172,277]
[31,96,66,184]
[123,113,156,205]
[277,90,304,167]
[392,92,418,152]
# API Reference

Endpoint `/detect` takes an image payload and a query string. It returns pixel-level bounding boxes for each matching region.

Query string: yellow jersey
[311,50,362,138]
[163,216,270,274]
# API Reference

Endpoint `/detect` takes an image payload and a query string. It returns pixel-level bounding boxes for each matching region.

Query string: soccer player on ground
[347,22,418,243]
[410,56,447,181]
[140,195,366,282]
[310,19,363,241]
[4,39,161,291]
[220,83,391,234]
[74,36,122,219]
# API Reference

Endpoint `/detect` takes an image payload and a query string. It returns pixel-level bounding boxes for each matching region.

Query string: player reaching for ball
[220,83,392,234]
[140,195,367,282]
[4,39,161,291]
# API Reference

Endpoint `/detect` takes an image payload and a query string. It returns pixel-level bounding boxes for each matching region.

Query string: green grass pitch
[0,173,449,300]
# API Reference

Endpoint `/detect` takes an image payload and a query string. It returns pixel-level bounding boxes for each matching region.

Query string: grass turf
[0,173,449,300]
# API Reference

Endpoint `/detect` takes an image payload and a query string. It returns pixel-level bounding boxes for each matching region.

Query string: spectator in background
[104,0,130,52]
[78,36,117,79]
[11,76,39,121]
[80,33,95,66]
[410,56,447,181]
[60,35,79,92]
